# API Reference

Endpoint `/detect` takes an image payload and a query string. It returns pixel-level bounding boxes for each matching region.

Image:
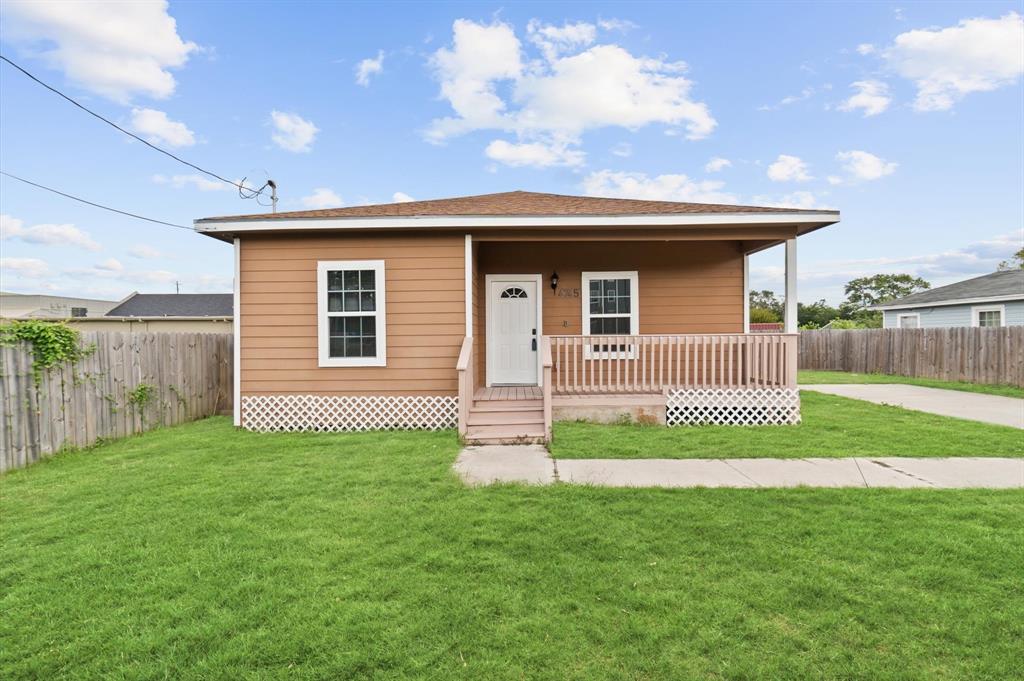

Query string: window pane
[329,338,345,357]
[589,280,600,297]
[360,270,375,291]
[615,317,631,333]
[343,291,360,311]
[362,337,376,357]
[603,291,617,314]
[618,279,630,296]
[329,317,345,334]
[361,292,376,311]
[343,271,360,290]
[343,317,360,334]
[590,298,601,314]
[618,295,630,313]
[328,292,344,312]
[979,311,1001,327]
[590,318,604,334]
[327,271,344,290]
[362,316,375,334]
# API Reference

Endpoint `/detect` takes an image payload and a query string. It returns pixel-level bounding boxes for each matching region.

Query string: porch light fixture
[550,271,559,292]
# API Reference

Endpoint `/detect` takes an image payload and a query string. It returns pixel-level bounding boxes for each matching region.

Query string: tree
[749,290,783,318]
[997,247,1024,271]
[841,274,931,313]
[750,307,781,323]
[797,299,840,328]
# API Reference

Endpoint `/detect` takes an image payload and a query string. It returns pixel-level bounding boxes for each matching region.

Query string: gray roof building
[105,293,233,318]
[873,270,1023,310]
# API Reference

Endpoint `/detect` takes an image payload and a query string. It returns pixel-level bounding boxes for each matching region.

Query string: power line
[0,54,267,198]
[1,171,194,231]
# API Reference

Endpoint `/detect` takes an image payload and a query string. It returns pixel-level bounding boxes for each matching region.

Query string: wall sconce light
[550,271,559,292]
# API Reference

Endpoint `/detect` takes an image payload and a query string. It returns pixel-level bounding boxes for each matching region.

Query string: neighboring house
[65,292,233,333]
[0,292,118,319]
[196,190,840,443]
[873,270,1024,329]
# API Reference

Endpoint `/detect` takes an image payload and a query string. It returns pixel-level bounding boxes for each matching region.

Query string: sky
[0,0,1021,305]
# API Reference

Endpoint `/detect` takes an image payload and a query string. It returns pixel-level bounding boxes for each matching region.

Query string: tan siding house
[197,191,839,443]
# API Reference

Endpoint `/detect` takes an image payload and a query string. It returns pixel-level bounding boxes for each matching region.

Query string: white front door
[487,277,539,385]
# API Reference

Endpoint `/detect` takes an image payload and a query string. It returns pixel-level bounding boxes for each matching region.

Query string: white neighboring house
[0,292,118,319]
[873,270,1024,329]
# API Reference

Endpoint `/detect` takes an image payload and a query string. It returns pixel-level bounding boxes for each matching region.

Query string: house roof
[105,293,233,318]
[196,190,838,223]
[873,270,1024,310]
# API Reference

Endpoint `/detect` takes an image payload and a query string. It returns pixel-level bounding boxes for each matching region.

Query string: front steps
[464,397,546,445]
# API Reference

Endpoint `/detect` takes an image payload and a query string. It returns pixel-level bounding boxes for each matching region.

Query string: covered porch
[457,230,802,444]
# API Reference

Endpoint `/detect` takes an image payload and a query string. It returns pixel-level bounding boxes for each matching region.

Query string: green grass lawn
[798,370,1024,398]
[2,418,1023,679]
[551,391,1024,459]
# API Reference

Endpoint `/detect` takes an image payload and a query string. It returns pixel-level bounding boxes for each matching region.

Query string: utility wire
[0,54,266,197]
[1,171,194,231]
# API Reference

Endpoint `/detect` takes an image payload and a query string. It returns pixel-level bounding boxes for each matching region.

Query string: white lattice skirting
[667,388,801,426]
[242,395,458,432]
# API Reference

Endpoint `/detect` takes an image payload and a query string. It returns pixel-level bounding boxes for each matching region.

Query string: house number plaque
[554,288,580,298]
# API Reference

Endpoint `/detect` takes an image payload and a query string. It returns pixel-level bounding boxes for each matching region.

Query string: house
[65,292,233,333]
[874,270,1023,329]
[0,292,118,319]
[196,191,840,443]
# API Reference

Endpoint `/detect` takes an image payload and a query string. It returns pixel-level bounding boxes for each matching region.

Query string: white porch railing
[546,334,798,395]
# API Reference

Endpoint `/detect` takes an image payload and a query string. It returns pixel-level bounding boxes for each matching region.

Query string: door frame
[485,273,544,387]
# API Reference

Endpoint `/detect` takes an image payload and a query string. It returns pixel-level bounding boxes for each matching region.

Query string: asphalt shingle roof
[874,270,1024,309]
[106,294,233,317]
[197,190,838,223]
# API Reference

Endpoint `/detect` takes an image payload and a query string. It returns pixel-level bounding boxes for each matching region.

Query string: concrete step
[464,423,547,445]
[468,409,543,426]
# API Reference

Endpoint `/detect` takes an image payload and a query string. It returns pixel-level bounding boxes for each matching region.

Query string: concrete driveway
[804,384,1024,429]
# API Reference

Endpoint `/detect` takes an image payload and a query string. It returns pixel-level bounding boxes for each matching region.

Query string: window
[317,260,386,367]
[582,271,639,357]
[972,305,1004,328]
[70,307,87,318]
[500,287,527,299]
[897,313,919,329]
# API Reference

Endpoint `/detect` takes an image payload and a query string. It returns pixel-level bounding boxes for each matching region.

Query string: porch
[458,332,799,444]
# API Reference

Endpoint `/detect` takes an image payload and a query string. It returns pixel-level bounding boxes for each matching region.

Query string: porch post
[232,237,241,427]
[784,238,797,333]
[464,234,473,338]
[742,254,750,333]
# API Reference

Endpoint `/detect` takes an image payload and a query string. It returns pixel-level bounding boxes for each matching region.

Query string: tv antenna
[238,169,278,212]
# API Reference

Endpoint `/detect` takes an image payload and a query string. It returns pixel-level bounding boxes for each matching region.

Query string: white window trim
[582,271,639,359]
[971,304,1005,328]
[896,313,920,329]
[317,259,387,367]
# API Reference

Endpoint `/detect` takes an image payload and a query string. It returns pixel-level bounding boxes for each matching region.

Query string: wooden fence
[799,327,1024,387]
[1,331,233,473]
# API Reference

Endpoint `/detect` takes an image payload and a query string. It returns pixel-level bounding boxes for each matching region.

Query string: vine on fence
[0,320,93,384]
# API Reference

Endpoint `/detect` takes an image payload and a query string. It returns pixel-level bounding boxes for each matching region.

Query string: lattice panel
[667,388,800,426]
[242,395,458,432]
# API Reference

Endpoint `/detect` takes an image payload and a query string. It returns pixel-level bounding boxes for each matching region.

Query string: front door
[487,277,539,385]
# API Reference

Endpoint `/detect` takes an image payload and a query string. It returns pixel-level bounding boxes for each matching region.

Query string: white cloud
[129,108,195,147]
[355,50,384,86]
[827,175,843,186]
[2,0,197,102]
[128,244,163,259]
[751,191,827,210]
[270,111,319,152]
[427,19,716,165]
[527,20,596,61]
[582,169,738,204]
[392,192,415,203]
[300,188,344,209]
[836,150,897,180]
[704,157,732,173]
[1,214,101,250]
[95,257,123,271]
[758,87,814,111]
[151,174,227,191]
[485,139,585,168]
[883,12,1024,111]
[611,142,633,157]
[837,80,891,116]
[1,257,50,278]
[597,18,639,33]
[856,43,876,55]
[766,154,812,182]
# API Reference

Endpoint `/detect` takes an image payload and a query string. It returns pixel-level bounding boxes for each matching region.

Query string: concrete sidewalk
[804,384,1024,429]
[454,446,1024,489]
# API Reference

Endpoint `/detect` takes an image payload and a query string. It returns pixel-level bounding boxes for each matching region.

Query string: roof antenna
[267,179,278,213]
[238,170,277,212]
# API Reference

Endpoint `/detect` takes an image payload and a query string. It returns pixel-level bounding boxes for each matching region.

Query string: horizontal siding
[884,301,1024,328]
[474,240,744,385]
[240,232,464,396]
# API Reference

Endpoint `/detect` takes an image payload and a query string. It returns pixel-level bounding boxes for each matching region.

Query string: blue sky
[1,1,1021,304]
